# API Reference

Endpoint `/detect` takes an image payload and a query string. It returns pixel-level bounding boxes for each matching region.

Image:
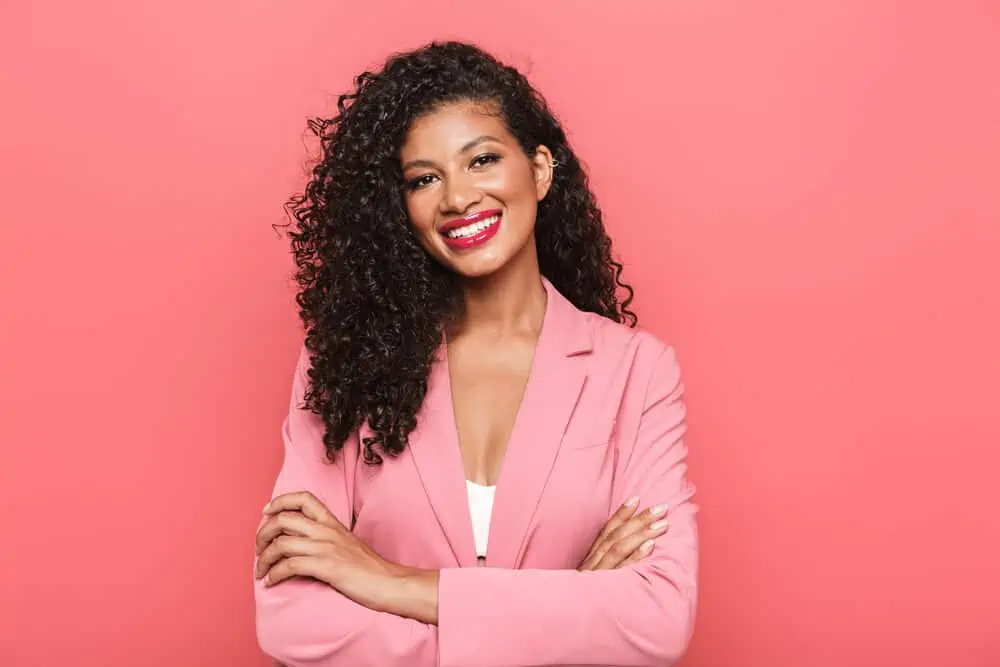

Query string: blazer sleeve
[436,344,698,667]
[254,345,439,667]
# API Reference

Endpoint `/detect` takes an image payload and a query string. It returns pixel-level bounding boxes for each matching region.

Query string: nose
[439,172,482,214]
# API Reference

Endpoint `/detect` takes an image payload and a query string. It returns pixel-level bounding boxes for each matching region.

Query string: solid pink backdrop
[1,1,998,665]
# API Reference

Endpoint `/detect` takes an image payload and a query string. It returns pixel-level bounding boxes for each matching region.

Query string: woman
[253,41,698,667]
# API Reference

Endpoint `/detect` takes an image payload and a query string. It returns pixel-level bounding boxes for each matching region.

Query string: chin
[447,250,509,278]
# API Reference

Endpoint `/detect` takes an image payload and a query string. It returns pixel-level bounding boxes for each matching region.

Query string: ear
[531,145,555,201]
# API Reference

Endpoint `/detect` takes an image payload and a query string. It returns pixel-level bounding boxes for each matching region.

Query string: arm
[389,345,698,667]
[254,346,439,667]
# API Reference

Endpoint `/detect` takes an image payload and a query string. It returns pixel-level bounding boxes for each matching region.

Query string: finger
[594,532,647,570]
[595,519,668,570]
[264,555,325,587]
[580,497,640,567]
[256,535,327,579]
[578,550,600,571]
[255,511,332,555]
[591,516,669,570]
[581,500,667,570]
[604,503,668,545]
[618,539,656,567]
[581,536,623,571]
[263,492,336,524]
[596,496,640,542]
[256,511,309,554]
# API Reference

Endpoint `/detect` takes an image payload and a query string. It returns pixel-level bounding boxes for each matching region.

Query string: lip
[438,208,503,233]
[439,209,503,251]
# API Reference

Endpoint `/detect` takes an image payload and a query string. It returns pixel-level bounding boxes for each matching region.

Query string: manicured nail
[650,519,669,532]
[650,504,668,517]
[262,502,272,513]
[640,540,655,554]
[624,496,639,508]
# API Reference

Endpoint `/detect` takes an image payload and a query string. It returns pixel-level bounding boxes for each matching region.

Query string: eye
[470,153,500,169]
[406,174,437,191]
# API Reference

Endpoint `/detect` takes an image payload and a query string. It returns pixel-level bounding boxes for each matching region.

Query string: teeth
[445,214,500,239]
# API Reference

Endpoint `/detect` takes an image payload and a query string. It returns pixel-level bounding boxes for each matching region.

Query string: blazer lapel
[486,279,593,569]
[406,279,594,570]
[406,344,479,568]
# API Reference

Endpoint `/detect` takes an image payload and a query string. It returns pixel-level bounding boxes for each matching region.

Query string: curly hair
[281,40,636,464]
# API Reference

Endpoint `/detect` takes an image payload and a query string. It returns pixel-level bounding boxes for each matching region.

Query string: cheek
[486,168,531,200]
[489,171,541,225]
[404,197,436,235]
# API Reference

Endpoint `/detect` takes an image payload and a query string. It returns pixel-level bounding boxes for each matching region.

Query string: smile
[445,214,500,238]
[439,210,503,250]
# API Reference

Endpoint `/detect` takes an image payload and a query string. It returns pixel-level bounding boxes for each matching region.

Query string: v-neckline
[404,277,592,568]
[442,318,542,491]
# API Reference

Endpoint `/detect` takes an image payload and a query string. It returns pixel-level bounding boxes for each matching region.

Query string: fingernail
[624,496,639,508]
[640,540,654,553]
[262,502,272,514]
[651,504,668,517]
[650,519,669,531]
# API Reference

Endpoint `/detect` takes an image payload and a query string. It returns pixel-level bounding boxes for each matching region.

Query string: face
[399,100,554,279]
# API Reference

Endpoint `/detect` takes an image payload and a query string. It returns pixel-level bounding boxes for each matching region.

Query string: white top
[466,480,496,559]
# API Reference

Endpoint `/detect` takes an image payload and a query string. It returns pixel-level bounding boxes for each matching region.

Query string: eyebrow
[401,135,502,171]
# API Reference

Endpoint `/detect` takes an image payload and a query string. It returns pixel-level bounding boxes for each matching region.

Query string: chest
[448,338,535,485]
[347,323,637,570]
[351,432,617,570]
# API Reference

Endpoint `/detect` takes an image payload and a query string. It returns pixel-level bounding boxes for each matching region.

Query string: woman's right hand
[578,498,670,570]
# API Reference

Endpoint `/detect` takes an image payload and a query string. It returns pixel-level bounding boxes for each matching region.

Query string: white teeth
[445,214,500,239]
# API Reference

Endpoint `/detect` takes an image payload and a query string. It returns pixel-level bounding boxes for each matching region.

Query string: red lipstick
[438,208,502,250]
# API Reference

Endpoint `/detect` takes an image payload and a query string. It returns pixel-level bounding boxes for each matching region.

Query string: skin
[255,101,671,626]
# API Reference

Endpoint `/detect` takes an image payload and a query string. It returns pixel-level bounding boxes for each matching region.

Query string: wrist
[380,565,440,624]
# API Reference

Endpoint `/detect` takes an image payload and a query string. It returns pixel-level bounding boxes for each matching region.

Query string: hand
[255,491,404,612]
[578,497,669,570]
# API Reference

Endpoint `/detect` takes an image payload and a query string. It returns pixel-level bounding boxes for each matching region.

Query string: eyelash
[406,175,436,191]
[471,153,500,168]
[406,153,501,191]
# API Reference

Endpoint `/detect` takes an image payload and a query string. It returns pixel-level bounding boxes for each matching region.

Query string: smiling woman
[253,41,698,667]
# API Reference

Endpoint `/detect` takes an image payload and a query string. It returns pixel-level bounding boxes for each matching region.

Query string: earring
[550,159,561,169]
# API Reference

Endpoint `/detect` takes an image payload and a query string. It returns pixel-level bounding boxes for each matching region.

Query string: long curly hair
[282,40,636,464]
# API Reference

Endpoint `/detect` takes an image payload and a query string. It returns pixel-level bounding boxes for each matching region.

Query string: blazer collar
[407,277,594,567]
[538,276,593,357]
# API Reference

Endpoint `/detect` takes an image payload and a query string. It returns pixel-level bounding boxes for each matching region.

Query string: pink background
[2,1,998,665]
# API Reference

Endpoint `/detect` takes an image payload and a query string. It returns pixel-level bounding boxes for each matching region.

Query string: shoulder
[587,313,677,368]
[579,312,684,409]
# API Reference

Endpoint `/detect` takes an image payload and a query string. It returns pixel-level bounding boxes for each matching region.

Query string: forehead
[400,101,513,159]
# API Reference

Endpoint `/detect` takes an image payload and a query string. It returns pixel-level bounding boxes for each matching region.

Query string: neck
[455,246,547,338]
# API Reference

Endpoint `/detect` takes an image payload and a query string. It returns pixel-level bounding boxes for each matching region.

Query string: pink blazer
[254,279,698,667]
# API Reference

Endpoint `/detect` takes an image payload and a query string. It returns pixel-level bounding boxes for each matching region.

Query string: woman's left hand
[255,491,405,613]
